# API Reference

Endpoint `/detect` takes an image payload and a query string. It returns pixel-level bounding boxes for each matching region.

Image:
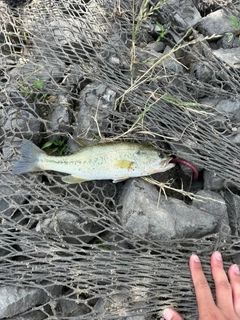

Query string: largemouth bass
[12,139,175,184]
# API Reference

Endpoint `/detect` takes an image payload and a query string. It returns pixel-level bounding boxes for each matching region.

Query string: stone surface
[119,179,217,240]
[198,9,235,36]
[10,310,46,320]
[75,81,117,138]
[56,299,91,317]
[161,46,183,74]
[218,33,240,49]
[47,96,71,137]
[3,107,41,138]
[0,286,61,318]
[199,97,240,114]
[212,47,240,69]
[160,0,201,29]
[228,127,240,145]
[224,189,240,235]
[35,209,103,243]
[192,190,229,232]
[203,170,225,191]
[190,62,213,82]
[0,162,26,216]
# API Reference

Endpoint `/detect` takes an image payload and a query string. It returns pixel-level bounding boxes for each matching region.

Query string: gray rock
[45,15,105,63]
[10,310,46,320]
[146,41,166,53]
[218,33,240,49]
[9,58,65,89]
[190,62,213,82]
[203,169,236,191]
[56,299,91,317]
[0,286,61,318]
[228,126,240,145]
[161,46,183,74]
[0,165,25,216]
[100,34,130,70]
[161,0,201,29]
[198,9,235,36]
[192,190,229,233]
[199,97,240,114]
[232,253,240,265]
[36,209,103,243]
[212,47,240,69]
[93,291,142,318]
[3,107,41,138]
[224,189,240,235]
[2,137,21,160]
[203,170,225,191]
[134,45,183,76]
[75,81,117,138]
[118,179,217,240]
[198,97,240,139]
[47,96,71,136]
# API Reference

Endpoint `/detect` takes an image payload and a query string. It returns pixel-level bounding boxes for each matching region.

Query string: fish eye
[158,152,165,158]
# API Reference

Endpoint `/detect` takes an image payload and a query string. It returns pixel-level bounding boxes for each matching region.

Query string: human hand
[163,251,240,320]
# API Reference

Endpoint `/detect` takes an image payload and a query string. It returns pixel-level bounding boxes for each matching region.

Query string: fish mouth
[160,157,175,170]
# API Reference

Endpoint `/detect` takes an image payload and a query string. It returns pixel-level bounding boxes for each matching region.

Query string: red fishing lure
[170,158,198,180]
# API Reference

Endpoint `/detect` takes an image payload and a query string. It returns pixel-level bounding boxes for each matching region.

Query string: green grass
[226,15,240,43]
[42,138,67,156]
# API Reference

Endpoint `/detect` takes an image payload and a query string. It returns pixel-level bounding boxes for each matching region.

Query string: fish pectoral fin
[62,175,88,184]
[112,176,129,183]
[114,160,134,170]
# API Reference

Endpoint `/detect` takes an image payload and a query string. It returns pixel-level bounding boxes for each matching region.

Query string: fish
[12,139,175,184]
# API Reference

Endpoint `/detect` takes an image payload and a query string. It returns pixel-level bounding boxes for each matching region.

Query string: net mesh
[1,0,240,319]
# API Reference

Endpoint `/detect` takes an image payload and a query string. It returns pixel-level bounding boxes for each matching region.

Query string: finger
[163,308,184,320]
[189,254,216,313]
[210,251,234,312]
[228,264,240,316]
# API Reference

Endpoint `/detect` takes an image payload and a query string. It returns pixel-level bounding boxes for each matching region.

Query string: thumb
[163,308,184,320]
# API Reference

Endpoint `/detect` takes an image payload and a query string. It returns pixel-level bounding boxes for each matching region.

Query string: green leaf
[51,147,59,154]
[156,22,165,42]
[228,15,240,29]
[53,138,62,146]
[21,87,30,96]
[156,22,164,31]
[59,146,67,155]
[226,32,234,42]
[41,141,53,149]
[229,15,238,24]
[34,79,44,90]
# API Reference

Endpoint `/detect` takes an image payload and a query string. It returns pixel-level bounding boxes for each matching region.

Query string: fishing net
[1,0,240,319]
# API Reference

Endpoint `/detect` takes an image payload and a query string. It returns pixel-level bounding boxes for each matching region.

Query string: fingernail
[214,251,222,261]
[233,264,240,274]
[163,308,173,320]
[191,254,200,262]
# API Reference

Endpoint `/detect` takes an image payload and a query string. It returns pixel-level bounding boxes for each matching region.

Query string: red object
[170,158,199,180]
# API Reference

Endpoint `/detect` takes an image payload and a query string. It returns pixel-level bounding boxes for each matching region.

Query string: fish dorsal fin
[62,175,88,184]
[73,137,96,147]
[68,137,99,153]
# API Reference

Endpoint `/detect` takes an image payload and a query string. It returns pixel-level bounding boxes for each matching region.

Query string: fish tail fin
[12,139,46,174]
